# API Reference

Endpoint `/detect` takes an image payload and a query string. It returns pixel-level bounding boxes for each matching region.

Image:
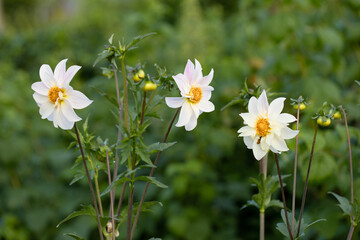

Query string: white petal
[243,136,254,149]
[54,59,67,86]
[197,100,215,112]
[248,96,258,115]
[269,97,285,118]
[270,135,289,152]
[173,74,190,94]
[201,68,213,86]
[202,86,214,91]
[31,82,49,96]
[60,100,82,122]
[191,103,201,118]
[252,140,268,160]
[176,102,193,127]
[33,93,49,105]
[238,126,256,137]
[269,146,280,154]
[257,90,269,115]
[191,59,203,85]
[202,91,212,101]
[281,127,299,140]
[39,64,56,88]
[39,101,55,119]
[239,112,256,127]
[165,97,185,108]
[184,59,195,80]
[63,65,81,86]
[53,106,75,130]
[185,112,198,131]
[277,113,297,123]
[66,89,93,109]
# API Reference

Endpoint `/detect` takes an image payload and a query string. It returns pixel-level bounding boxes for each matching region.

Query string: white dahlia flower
[31,59,92,130]
[238,90,299,160]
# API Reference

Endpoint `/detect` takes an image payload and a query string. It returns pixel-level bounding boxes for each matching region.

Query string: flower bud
[133,69,145,82]
[293,103,306,111]
[317,116,331,127]
[143,81,157,91]
[333,111,341,119]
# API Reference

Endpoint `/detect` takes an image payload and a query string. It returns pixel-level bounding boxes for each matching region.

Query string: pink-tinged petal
[252,140,268,160]
[201,68,213,86]
[165,97,185,109]
[281,127,299,139]
[239,112,256,127]
[270,135,289,152]
[202,86,214,91]
[54,59,67,85]
[185,112,197,131]
[257,90,269,115]
[33,93,48,105]
[173,74,190,94]
[176,102,192,127]
[39,101,55,119]
[238,126,256,137]
[60,100,82,122]
[248,96,258,115]
[277,113,297,123]
[31,81,49,96]
[53,106,75,130]
[63,65,81,86]
[39,64,56,88]
[191,59,203,85]
[243,136,254,149]
[269,97,285,117]
[197,100,214,112]
[67,90,93,109]
[184,59,195,80]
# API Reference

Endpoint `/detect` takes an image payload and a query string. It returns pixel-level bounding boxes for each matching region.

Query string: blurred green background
[1,0,360,239]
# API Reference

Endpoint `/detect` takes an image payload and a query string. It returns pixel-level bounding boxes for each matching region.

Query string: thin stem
[144,90,155,113]
[94,171,104,217]
[130,108,180,239]
[259,154,267,240]
[291,101,301,236]
[106,150,116,240]
[74,123,103,240]
[347,223,355,240]
[274,153,293,240]
[140,91,146,125]
[127,184,134,240]
[342,108,354,204]
[121,59,129,131]
[296,124,318,238]
[116,182,127,218]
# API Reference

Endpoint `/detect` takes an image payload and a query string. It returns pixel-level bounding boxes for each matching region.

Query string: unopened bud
[143,81,157,91]
[133,69,145,82]
[333,111,341,119]
[293,103,306,111]
[317,116,331,127]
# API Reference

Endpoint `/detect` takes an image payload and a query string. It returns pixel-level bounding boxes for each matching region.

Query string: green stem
[274,153,293,240]
[347,223,355,240]
[106,149,116,240]
[296,124,318,238]
[121,59,129,131]
[259,154,267,240]
[291,101,301,236]
[130,108,180,239]
[94,170,104,217]
[74,123,103,240]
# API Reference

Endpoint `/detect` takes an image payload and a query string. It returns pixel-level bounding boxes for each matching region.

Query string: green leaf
[126,33,157,52]
[93,51,114,67]
[147,142,176,154]
[92,87,118,107]
[355,80,360,86]
[69,172,84,186]
[108,34,114,44]
[267,200,284,209]
[135,176,168,188]
[57,205,96,228]
[116,201,162,226]
[328,192,352,217]
[64,233,85,240]
[240,200,260,210]
[148,238,162,240]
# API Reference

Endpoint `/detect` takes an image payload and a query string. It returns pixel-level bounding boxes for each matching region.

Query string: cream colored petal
[33,92,48,105]
[269,97,285,118]
[184,59,195,80]
[281,127,299,139]
[54,59,67,86]
[173,74,190,94]
[39,64,56,88]
[277,113,297,123]
[200,68,213,86]
[66,89,93,109]
[31,81,49,96]
[257,90,269,115]
[53,106,75,130]
[39,101,55,119]
[270,135,289,152]
[239,112,256,127]
[191,59,203,85]
[252,140,268,160]
[248,96,258,115]
[60,100,82,122]
[243,136,254,149]
[63,65,81,86]
[185,112,197,131]
[197,100,214,113]
[165,97,185,108]
[238,126,256,137]
[176,102,192,127]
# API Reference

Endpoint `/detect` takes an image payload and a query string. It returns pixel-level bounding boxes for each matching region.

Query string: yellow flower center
[48,86,65,103]
[188,86,202,103]
[256,117,271,137]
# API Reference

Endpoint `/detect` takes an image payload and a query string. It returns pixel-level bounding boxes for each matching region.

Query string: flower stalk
[296,123,318,238]
[274,153,293,240]
[131,108,181,239]
[74,123,103,240]
[260,155,267,240]
[291,100,301,236]
[106,149,116,240]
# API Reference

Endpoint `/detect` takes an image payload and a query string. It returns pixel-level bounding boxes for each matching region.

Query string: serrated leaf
[267,200,284,209]
[64,233,85,240]
[83,117,89,133]
[329,192,352,217]
[134,176,168,188]
[108,34,114,44]
[355,80,360,86]
[93,51,114,67]
[125,33,157,52]
[147,142,176,154]
[240,200,260,210]
[69,172,84,186]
